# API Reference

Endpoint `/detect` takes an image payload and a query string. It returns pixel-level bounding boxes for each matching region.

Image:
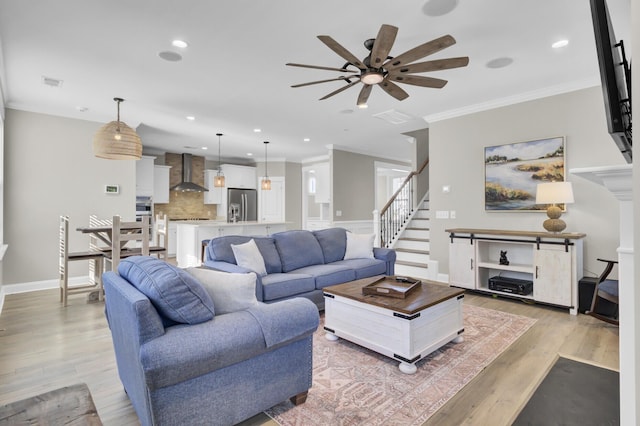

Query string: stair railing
[373,158,429,248]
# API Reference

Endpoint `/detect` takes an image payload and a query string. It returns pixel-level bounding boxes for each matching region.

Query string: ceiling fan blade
[286,63,358,73]
[319,80,361,100]
[357,84,373,106]
[379,79,409,101]
[292,76,353,88]
[387,57,469,74]
[370,24,398,68]
[389,74,448,88]
[384,35,456,70]
[317,35,366,70]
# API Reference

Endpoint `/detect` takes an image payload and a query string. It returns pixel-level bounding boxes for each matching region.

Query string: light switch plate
[435,210,449,219]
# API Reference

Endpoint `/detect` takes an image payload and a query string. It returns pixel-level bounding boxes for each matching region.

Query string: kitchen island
[175,220,288,268]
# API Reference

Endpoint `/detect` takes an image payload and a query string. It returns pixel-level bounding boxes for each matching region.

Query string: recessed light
[303,138,310,142]
[186,116,195,121]
[158,51,182,62]
[552,39,569,49]
[247,153,253,156]
[486,57,514,69]
[201,147,208,150]
[172,40,188,48]
[253,128,262,133]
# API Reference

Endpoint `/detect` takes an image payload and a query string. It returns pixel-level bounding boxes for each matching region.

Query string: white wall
[4,109,135,285]
[429,86,627,278]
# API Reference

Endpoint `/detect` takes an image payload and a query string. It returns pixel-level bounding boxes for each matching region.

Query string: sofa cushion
[208,236,282,274]
[187,268,259,315]
[273,230,325,272]
[118,256,215,325]
[292,264,357,289]
[313,227,347,264]
[261,273,316,301]
[231,239,267,276]
[344,232,375,260]
[332,258,387,279]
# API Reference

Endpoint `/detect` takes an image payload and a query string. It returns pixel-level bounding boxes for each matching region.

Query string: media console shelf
[445,228,586,315]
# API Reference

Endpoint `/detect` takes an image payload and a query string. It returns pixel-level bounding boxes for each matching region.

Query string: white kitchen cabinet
[446,228,584,314]
[136,155,155,197]
[204,169,224,204]
[313,162,330,203]
[153,165,171,203]
[259,176,285,222]
[220,164,256,189]
[168,222,177,257]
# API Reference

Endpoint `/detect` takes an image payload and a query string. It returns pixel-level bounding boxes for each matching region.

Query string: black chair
[587,258,619,325]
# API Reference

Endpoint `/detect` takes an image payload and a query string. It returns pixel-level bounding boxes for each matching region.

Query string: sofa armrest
[201,261,265,302]
[139,300,318,390]
[374,247,396,275]
[247,298,319,348]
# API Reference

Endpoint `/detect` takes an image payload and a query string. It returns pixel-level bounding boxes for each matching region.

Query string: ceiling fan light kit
[287,24,469,105]
[93,98,142,160]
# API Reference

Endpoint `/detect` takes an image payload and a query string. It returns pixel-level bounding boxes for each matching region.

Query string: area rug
[512,356,619,425]
[0,383,102,425]
[266,304,536,425]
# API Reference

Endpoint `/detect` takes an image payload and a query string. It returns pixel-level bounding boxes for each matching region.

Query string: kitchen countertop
[173,220,289,226]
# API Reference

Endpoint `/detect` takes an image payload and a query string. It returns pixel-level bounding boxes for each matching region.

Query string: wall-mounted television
[590,0,632,163]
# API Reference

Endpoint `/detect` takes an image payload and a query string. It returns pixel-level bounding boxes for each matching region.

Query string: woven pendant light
[93,98,142,160]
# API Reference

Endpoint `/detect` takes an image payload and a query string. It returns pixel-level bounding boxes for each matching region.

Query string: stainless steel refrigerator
[227,188,258,222]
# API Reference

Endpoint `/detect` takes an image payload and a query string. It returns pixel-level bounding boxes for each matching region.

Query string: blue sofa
[204,228,396,309]
[103,256,319,426]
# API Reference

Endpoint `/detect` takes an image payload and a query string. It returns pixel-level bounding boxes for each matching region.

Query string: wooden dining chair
[59,216,105,306]
[110,215,150,273]
[88,214,113,278]
[587,258,619,325]
[152,214,169,260]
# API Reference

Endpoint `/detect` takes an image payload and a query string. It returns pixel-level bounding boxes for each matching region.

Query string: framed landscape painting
[485,136,565,211]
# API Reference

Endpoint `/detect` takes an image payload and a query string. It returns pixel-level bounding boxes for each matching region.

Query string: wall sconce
[261,141,271,190]
[535,181,574,233]
[93,98,142,160]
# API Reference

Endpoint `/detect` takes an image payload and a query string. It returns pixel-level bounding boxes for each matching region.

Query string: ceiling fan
[286,24,469,106]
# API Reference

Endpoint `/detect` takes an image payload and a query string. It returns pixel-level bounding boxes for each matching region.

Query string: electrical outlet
[335,210,342,217]
[450,210,456,219]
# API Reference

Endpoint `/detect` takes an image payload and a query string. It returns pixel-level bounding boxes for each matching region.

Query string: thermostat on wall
[105,184,120,194]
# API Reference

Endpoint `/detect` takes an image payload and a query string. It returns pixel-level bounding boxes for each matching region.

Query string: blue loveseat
[204,228,396,309]
[103,256,319,426]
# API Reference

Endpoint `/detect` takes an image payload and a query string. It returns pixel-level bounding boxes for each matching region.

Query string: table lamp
[535,182,574,233]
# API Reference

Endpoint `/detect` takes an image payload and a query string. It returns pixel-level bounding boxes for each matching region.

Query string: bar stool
[59,216,104,306]
[152,214,169,260]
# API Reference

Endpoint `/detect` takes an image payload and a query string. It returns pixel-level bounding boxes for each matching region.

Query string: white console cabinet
[446,228,585,314]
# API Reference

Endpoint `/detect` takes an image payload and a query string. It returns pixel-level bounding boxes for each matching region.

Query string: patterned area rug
[266,304,536,425]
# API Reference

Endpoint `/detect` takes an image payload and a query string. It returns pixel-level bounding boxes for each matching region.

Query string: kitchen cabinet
[204,169,224,204]
[446,228,584,314]
[313,162,330,203]
[220,164,256,189]
[153,165,171,203]
[136,156,155,197]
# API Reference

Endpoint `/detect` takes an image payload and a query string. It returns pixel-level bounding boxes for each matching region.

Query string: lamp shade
[93,120,142,160]
[535,182,574,205]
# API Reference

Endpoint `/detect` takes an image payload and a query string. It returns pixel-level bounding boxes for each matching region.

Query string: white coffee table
[323,276,465,374]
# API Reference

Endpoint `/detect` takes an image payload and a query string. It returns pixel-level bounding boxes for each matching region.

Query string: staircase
[392,200,438,280]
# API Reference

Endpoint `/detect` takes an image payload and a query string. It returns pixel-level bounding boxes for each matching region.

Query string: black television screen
[590,0,632,163]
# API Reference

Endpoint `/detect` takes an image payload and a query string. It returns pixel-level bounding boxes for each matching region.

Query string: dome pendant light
[93,97,142,160]
[214,133,225,187]
[261,141,271,190]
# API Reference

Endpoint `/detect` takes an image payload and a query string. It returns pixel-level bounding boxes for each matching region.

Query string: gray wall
[4,109,135,284]
[405,128,430,203]
[429,86,627,278]
[284,161,302,229]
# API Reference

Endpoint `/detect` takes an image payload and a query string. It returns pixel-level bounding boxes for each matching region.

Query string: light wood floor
[0,288,618,426]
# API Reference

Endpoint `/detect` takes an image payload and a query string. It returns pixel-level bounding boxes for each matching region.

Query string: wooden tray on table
[361,276,421,299]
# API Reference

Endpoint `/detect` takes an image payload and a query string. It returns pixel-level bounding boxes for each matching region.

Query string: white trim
[424,79,600,123]
[2,276,91,295]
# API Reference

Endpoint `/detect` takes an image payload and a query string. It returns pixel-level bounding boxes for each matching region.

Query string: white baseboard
[0,276,92,316]
[437,273,449,284]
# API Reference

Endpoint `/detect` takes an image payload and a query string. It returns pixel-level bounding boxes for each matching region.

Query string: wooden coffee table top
[323,275,465,315]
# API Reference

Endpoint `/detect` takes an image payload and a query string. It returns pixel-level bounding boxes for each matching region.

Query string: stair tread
[405,227,430,231]
[398,237,430,242]
[396,248,430,255]
[396,260,429,268]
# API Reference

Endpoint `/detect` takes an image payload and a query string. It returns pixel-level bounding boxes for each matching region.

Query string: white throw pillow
[186,268,259,315]
[343,232,375,260]
[231,239,267,276]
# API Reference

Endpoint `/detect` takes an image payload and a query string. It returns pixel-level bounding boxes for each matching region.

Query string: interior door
[259,177,285,222]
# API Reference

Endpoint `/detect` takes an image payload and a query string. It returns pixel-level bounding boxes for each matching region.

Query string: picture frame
[485,136,565,211]
[104,184,120,194]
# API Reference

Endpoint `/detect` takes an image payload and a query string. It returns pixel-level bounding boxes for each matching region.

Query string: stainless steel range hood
[170,153,209,192]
